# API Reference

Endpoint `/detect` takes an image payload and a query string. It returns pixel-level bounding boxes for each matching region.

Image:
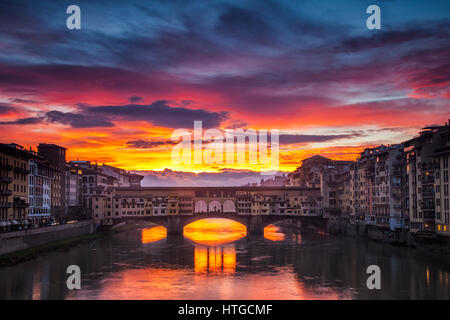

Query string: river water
[1,219,449,300]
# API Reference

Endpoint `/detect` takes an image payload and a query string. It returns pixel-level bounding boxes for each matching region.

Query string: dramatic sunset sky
[0,0,448,174]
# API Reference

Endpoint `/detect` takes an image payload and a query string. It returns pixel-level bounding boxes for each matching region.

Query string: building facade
[38,144,67,218]
[28,156,56,226]
[404,122,450,236]
[0,144,32,230]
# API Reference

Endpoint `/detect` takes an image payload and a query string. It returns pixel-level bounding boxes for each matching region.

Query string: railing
[0,176,12,183]
[14,167,30,175]
[421,176,434,184]
[0,189,12,196]
[0,202,12,208]
[421,190,435,197]
[13,200,28,208]
[0,164,13,171]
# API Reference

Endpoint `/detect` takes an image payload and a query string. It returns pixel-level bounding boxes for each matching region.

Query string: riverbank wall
[0,221,94,256]
[332,218,450,254]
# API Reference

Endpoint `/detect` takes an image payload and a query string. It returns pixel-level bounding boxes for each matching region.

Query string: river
[0,219,449,299]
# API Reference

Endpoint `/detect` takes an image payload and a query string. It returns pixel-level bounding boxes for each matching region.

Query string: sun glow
[194,246,236,274]
[141,226,167,243]
[184,218,247,246]
[264,225,285,241]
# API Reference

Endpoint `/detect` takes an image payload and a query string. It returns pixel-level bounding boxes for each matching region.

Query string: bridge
[92,186,327,236]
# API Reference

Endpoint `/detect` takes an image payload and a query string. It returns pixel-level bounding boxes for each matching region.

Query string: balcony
[13,198,29,208]
[0,163,13,171]
[421,163,436,171]
[14,167,30,175]
[421,190,435,197]
[0,176,12,183]
[364,168,375,178]
[0,189,12,196]
[421,204,435,211]
[421,176,434,185]
[0,202,12,208]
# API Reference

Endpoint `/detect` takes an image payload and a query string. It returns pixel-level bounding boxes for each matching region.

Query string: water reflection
[1,221,449,300]
[194,246,236,274]
[184,219,246,246]
[32,271,41,300]
[141,219,290,245]
[183,219,239,275]
[264,225,285,241]
[142,226,167,243]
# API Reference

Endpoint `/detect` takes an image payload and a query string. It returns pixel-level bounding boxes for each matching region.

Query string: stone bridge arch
[181,213,249,230]
[112,213,327,237]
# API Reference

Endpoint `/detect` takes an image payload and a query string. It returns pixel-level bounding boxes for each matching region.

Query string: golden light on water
[141,219,289,244]
[184,219,247,246]
[264,225,285,241]
[142,226,167,243]
[194,246,236,274]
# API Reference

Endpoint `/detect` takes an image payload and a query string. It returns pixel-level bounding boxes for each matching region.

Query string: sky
[0,0,449,174]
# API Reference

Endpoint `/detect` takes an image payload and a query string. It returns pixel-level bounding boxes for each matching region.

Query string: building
[260,174,287,187]
[28,155,57,226]
[286,156,353,188]
[404,121,450,236]
[0,143,32,230]
[65,163,82,218]
[38,144,67,218]
[69,161,143,220]
[336,170,353,218]
[128,173,144,187]
[434,136,450,236]
[347,145,404,231]
[285,155,353,216]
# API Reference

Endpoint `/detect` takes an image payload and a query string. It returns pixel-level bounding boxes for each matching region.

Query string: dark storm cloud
[0,111,115,128]
[126,139,177,149]
[85,100,229,128]
[0,100,229,129]
[279,133,364,145]
[215,5,273,44]
[8,98,40,104]
[0,117,42,125]
[335,21,450,52]
[0,0,448,126]
[0,103,15,114]
[128,96,144,103]
[45,111,115,128]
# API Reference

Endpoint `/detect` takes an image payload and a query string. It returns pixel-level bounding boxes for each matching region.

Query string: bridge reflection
[141,218,288,245]
[184,219,247,246]
[142,226,167,244]
[194,246,236,274]
[141,219,290,275]
[264,225,285,241]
